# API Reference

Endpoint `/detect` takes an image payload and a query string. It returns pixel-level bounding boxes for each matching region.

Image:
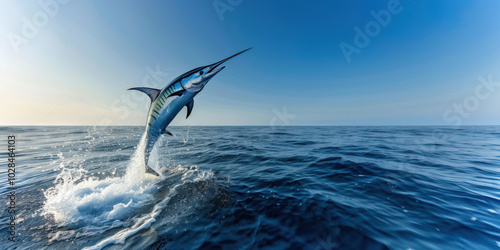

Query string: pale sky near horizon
[1,0,500,126]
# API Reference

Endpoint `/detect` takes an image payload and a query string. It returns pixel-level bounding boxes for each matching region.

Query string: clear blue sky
[1,0,500,125]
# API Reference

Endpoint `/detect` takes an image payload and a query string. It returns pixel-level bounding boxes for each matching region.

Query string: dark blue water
[0,126,499,249]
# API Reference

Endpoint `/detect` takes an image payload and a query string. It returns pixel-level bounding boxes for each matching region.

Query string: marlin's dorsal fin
[128,87,161,102]
[186,100,194,118]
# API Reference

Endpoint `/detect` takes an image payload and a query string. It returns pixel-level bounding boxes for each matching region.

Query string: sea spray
[42,133,158,229]
[84,164,216,250]
[41,129,217,249]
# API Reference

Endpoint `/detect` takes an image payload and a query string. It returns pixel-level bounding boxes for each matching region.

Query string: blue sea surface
[0,126,499,249]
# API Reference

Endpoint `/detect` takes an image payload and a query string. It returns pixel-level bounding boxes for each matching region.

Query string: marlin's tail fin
[145,163,160,176]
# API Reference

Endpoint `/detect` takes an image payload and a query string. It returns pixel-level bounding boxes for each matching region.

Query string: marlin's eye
[199,71,203,75]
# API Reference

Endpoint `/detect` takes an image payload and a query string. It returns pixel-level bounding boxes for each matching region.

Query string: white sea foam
[84,165,214,250]
[42,133,214,249]
[42,134,157,232]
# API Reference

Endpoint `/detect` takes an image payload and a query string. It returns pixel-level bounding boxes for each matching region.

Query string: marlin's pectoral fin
[186,100,194,118]
[168,90,185,98]
[162,129,173,136]
[128,87,161,102]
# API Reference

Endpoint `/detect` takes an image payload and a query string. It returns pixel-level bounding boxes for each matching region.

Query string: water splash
[42,134,157,231]
[42,132,215,249]
[85,164,215,250]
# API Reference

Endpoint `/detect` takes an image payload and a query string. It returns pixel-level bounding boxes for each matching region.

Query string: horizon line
[2,124,500,127]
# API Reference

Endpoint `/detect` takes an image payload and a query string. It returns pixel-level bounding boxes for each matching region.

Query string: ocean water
[0,126,499,249]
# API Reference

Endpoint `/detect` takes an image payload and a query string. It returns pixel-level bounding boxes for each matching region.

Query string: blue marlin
[129,48,252,176]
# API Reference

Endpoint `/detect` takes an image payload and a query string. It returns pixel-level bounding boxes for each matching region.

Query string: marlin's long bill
[128,48,252,176]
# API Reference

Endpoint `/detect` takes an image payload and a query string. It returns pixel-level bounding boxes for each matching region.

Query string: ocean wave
[3,126,500,249]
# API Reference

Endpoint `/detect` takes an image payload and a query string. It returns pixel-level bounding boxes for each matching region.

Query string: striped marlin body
[129,48,252,176]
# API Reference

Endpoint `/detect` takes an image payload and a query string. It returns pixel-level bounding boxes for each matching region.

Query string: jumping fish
[129,48,252,176]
